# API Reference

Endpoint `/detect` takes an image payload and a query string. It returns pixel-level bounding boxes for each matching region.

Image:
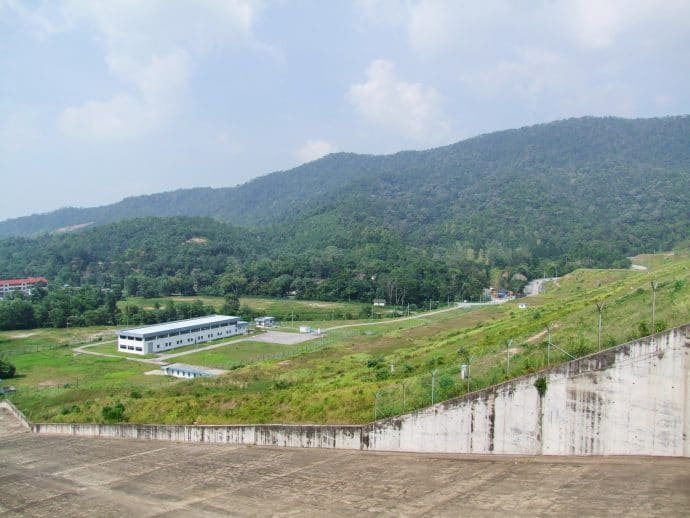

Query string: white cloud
[59,50,191,139]
[9,1,263,139]
[354,0,407,27]
[295,139,336,164]
[347,59,450,144]
[215,130,242,154]
[465,49,567,101]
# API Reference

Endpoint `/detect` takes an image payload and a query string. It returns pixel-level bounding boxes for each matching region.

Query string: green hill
[1,116,689,306]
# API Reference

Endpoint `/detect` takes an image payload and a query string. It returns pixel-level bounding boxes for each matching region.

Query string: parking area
[1,409,689,517]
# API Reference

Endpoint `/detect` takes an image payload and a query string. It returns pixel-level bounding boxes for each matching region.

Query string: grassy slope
[2,251,688,425]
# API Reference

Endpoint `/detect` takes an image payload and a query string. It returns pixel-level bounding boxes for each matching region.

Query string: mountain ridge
[3,114,688,238]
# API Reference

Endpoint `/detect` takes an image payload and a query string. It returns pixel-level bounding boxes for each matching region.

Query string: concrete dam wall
[10,324,690,456]
[367,324,690,456]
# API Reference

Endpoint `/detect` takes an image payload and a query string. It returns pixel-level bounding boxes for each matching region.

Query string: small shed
[373,299,386,307]
[255,316,276,328]
[160,363,224,379]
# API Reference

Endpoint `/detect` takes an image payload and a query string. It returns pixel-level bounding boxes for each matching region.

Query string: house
[117,315,248,355]
[0,276,48,299]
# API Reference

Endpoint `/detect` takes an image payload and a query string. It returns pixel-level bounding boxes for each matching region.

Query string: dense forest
[1,116,689,329]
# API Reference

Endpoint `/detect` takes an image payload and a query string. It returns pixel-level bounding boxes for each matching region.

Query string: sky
[1,0,689,221]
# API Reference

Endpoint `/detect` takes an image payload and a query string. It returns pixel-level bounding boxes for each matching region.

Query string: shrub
[638,321,649,336]
[534,377,547,397]
[274,378,291,389]
[101,401,126,422]
[129,390,142,399]
[366,356,384,369]
[0,359,16,378]
[375,367,390,380]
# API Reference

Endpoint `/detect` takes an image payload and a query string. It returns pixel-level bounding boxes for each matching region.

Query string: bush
[534,377,547,397]
[366,356,384,369]
[638,321,649,336]
[61,404,81,415]
[274,378,291,389]
[0,359,16,378]
[375,367,391,380]
[101,401,126,422]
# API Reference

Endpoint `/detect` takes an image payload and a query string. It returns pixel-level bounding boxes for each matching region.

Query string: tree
[220,294,240,315]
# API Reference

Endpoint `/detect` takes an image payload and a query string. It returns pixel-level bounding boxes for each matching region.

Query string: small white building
[255,316,276,328]
[117,315,248,355]
[160,363,225,379]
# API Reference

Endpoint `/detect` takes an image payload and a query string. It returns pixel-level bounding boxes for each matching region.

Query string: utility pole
[506,339,512,374]
[431,369,437,405]
[546,323,552,366]
[651,280,659,333]
[466,359,471,392]
[400,381,407,413]
[596,302,605,350]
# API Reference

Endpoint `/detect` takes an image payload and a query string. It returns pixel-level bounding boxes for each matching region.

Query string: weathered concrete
[0,400,30,429]
[367,325,690,456]
[1,409,689,517]
[29,419,363,450]
[9,324,690,456]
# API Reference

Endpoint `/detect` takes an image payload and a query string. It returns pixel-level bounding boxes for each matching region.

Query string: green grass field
[118,295,370,323]
[3,250,689,425]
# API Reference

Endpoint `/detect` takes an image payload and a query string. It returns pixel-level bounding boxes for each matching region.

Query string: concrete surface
[1,409,688,517]
[369,324,690,456]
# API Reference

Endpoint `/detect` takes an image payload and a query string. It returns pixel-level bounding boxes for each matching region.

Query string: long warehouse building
[117,315,248,355]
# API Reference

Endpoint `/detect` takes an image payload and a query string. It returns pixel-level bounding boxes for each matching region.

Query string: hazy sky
[2,1,689,221]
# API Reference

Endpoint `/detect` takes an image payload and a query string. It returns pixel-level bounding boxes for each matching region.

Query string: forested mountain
[2,116,689,241]
[1,116,689,311]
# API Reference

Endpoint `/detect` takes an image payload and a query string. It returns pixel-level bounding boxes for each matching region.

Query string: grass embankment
[3,251,689,425]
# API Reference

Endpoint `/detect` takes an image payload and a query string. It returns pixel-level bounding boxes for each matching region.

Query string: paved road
[1,409,688,517]
[321,299,508,333]
[523,276,559,296]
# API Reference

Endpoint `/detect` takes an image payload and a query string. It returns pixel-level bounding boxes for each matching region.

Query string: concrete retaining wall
[30,422,363,449]
[365,325,690,456]
[0,399,31,429]
[20,324,690,456]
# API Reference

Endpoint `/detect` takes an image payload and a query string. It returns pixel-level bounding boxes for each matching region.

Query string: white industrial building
[117,315,248,355]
